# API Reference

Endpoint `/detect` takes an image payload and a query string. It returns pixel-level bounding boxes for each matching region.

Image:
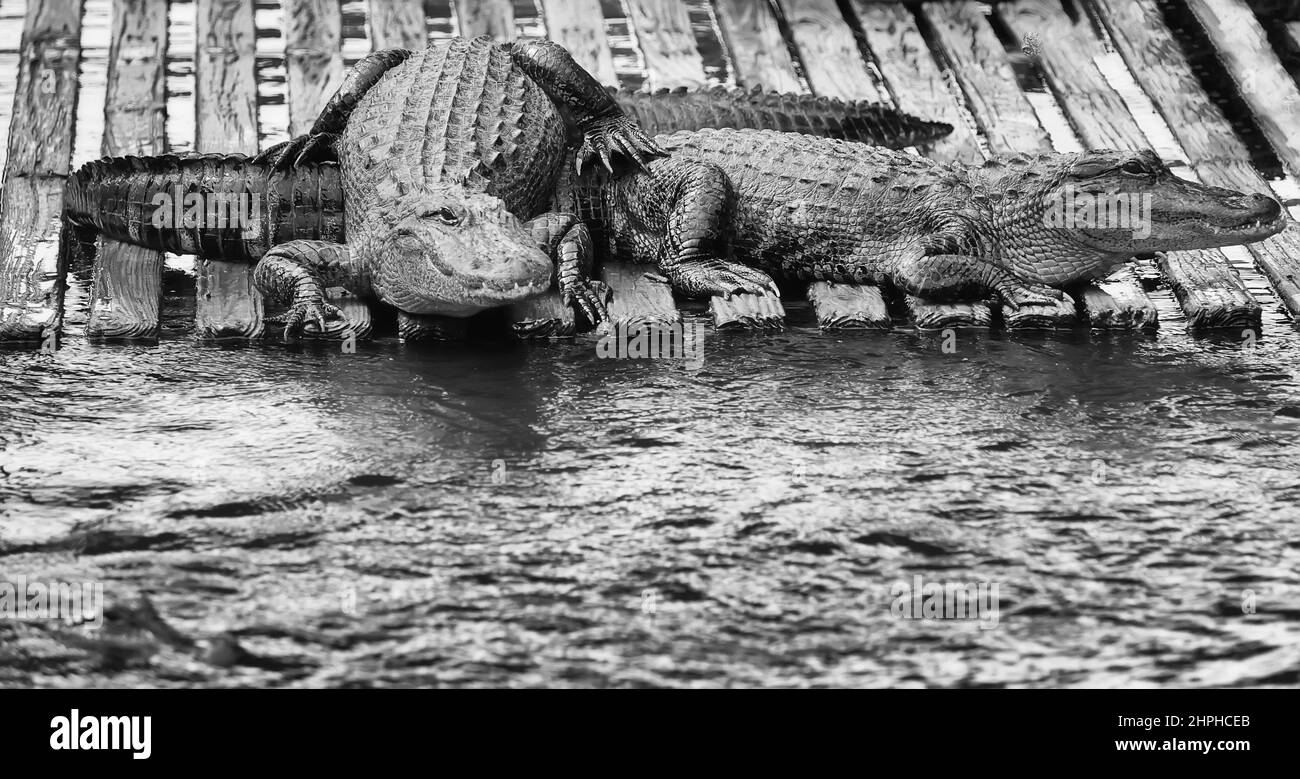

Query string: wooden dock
[2,0,1300,344]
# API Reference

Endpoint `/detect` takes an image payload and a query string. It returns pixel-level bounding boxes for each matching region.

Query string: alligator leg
[891,253,1066,309]
[617,162,780,299]
[522,211,608,325]
[256,48,414,169]
[506,39,665,173]
[396,311,472,342]
[253,240,358,339]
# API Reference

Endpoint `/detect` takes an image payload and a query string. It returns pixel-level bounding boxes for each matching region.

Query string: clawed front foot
[667,259,781,300]
[254,132,339,170]
[560,276,610,327]
[576,114,667,174]
[282,295,347,341]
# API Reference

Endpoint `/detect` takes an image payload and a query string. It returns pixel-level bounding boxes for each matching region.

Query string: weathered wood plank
[1159,249,1261,329]
[457,0,514,41]
[848,1,983,163]
[919,2,1052,155]
[87,0,168,341]
[806,281,891,329]
[846,3,987,327]
[368,0,426,51]
[600,262,679,330]
[709,291,784,330]
[713,0,802,93]
[622,0,706,90]
[1183,0,1300,177]
[285,0,344,136]
[510,291,577,339]
[773,0,884,103]
[1090,0,1295,323]
[194,0,264,339]
[994,0,1159,330]
[1082,270,1159,330]
[0,0,83,342]
[917,1,1072,329]
[536,0,618,85]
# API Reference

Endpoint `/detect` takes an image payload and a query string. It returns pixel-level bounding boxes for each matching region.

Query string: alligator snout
[1233,192,1282,220]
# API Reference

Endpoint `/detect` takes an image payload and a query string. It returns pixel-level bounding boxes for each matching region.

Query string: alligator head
[986,149,1288,285]
[367,186,554,317]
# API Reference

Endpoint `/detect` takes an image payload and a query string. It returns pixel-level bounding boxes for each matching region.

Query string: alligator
[555,130,1289,305]
[64,69,953,335]
[66,36,667,337]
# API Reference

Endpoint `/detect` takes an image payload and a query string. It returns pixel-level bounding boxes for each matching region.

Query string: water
[2,312,1299,687]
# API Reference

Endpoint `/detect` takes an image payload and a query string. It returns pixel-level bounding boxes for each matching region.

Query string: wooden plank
[1090,0,1295,323]
[849,2,988,328]
[285,0,344,137]
[1082,270,1159,331]
[600,262,679,330]
[1183,0,1300,177]
[994,0,1160,331]
[919,2,1051,155]
[0,0,83,342]
[773,0,884,103]
[367,0,426,51]
[711,2,878,330]
[537,0,618,85]
[622,0,706,90]
[848,1,983,163]
[457,0,514,41]
[713,0,802,93]
[917,2,1072,329]
[86,0,168,341]
[1159,249,1260,329]
[709,291,784,330]
[805,281,890,329]
[194,0,264,339]
[510,291,577,339]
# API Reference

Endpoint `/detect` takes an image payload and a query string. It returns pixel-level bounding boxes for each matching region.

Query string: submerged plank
[536,0,618,86]
[1183,0,1300,177]
[86,0,168,341]
[713,0,802,93]
[0,0,83,342]
[194,0,263,339]
[510,290,577,339]
[806,281,891,329]
[457,0,514,41]
[773,0,885,103]
[1159,249,1261,330]
[709,292,784,330]
[622,0,706,90]
[1090,0,1300,324]
[994,0,1159,330]
[905,296,992,329]
[285,0,344,136]
[600,262,680,330]
[367,0,426,51]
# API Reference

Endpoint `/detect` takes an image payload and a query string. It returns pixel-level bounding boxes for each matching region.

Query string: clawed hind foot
[667,259,781,300]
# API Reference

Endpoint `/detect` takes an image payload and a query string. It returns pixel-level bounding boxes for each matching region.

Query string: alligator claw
[578,114,669,174]
[561,278,610,327]
[999,281,1067,310]
[282,299,346,341]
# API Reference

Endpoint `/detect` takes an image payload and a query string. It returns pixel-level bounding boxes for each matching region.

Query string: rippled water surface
[2,302,1299,687]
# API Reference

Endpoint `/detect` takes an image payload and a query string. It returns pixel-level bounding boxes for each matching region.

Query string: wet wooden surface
[775,0,886,104]
[537,0,618,86]
[713,0,802,93]
[193,0,264,339]
[285,0,344,136]
[622,0,705,90]
[0,0,83,343]
[600,262,679,329]
[86,0,167,341]
[366,0,425,51]
[458,0,514,40]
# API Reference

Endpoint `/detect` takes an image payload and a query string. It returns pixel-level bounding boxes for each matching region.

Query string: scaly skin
[610,85,953,147]
[65,37,664,338]
[559,130,1289,305]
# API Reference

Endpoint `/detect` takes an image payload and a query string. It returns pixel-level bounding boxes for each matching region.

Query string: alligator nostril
[1255,194,1282,219]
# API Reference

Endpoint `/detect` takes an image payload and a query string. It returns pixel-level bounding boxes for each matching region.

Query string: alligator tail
[64,153,344,263]
[610,84,953,148]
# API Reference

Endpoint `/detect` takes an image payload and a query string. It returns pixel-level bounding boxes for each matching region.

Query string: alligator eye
[434,208,462,226]
[1120,160,1148,176]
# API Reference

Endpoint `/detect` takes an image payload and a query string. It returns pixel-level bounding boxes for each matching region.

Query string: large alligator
[556,130,1289,304]
[67,37,666,337]
[64,68,953,335]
